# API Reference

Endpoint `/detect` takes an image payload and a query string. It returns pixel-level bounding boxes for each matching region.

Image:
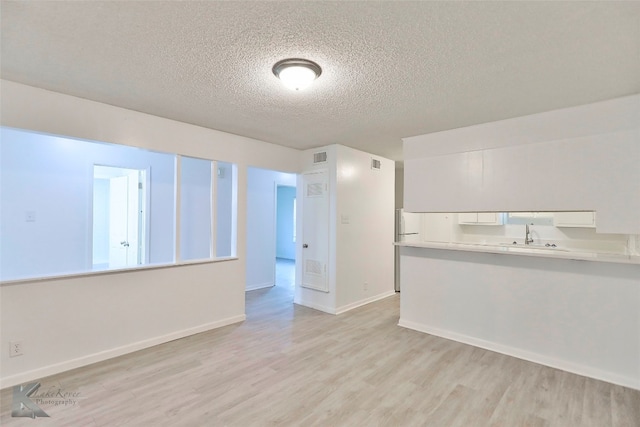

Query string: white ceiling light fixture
[272,58,322,91]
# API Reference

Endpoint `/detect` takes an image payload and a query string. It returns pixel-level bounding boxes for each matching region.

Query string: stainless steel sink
[499,242,568,252]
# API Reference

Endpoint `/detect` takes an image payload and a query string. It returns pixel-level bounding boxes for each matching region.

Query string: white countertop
[396,241,640,265]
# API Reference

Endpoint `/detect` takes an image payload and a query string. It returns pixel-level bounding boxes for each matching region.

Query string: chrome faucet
[525,224,534,245]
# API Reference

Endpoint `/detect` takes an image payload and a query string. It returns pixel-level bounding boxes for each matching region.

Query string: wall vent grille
[371,158,382,170]
[313,152,328,164]
[306,182,324,197]
[305,259,324,276]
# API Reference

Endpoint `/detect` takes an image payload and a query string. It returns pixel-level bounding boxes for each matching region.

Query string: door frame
[274,184,297,287]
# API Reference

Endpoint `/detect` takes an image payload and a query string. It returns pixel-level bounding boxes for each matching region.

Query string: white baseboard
[0,314,246,389]
[398,318,640,391]
[294,290,397,316]
[294,297,336,315]
[245,281,274,291]
[335,290,397,315]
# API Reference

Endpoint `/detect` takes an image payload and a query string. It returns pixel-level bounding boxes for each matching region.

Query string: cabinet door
[553,212,596,228]
[477,212,499,224]
[459,212,503,225]
[458,213,478,224]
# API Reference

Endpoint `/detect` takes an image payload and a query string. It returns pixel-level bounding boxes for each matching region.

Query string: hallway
[275,257,295,290]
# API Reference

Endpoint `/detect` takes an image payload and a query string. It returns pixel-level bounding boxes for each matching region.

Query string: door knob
[303,244,308,248]
[120,241,130,247]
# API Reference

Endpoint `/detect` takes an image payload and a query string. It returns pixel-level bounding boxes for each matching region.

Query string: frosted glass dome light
[272,58,322,91]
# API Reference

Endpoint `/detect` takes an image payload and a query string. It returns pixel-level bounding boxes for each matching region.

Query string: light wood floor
[2,282,639,426]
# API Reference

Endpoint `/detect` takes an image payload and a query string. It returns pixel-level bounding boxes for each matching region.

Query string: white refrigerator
[394,209,422,291]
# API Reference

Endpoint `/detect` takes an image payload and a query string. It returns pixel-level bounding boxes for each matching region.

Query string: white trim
[0,315,246,389]
[398,318,640,391]
[294,291,397,315]
[175,155,182,262]
[294,297,336,315]
[273,181,279,288]
[335,291,396,315]
[245,281,274,291]
[230,163,239,257]
[211,160,217,258]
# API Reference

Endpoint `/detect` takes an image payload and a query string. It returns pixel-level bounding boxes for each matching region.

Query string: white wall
[403,95,640,234]
[335,145,395,313]
[246,167,296,291]
[295,145,395,314]
[0,80,300,388]
[399,246,640,390]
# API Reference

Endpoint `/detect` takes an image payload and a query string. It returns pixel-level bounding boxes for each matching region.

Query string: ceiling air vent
[371,158,382,170]
[313,151,328,164]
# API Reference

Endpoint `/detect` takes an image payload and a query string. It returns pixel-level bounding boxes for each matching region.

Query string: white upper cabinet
[553,212,596,228]
[458,212,504,225]
[403,95,640,234]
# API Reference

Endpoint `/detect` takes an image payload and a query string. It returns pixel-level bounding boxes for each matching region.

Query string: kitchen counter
[395,241,640,265]
[397,242,640,390]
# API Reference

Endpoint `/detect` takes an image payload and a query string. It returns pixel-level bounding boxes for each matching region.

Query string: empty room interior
[1,2,639,426]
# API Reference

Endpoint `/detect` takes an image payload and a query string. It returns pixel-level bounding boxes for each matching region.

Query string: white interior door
[109,175,130,268]
[95,166,145,269]
[301,170,329,292]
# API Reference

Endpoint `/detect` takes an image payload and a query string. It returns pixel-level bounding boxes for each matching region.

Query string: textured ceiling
[1,1,639,162]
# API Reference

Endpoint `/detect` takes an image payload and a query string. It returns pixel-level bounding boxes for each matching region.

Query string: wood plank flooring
[2,281,639,426]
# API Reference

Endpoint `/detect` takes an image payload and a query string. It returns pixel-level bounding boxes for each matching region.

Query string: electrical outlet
[9,340,23,357]
[363,282,368,291]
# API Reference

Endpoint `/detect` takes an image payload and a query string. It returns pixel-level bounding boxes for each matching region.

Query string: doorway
[92,165,147,269]
[276,185,296,289]
[245,167,296,293]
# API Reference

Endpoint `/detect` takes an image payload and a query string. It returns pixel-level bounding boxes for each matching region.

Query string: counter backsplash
[412,212,639,256]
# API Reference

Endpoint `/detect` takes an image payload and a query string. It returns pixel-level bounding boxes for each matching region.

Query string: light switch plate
[25,211,36,222]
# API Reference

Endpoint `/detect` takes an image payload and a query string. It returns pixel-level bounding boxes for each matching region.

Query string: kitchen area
[396,95,640,391]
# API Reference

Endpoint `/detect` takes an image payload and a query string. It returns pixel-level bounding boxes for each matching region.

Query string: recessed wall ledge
[0,257,239,286]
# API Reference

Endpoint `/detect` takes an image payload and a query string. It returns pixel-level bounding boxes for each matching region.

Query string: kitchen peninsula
[397,238,640,390]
